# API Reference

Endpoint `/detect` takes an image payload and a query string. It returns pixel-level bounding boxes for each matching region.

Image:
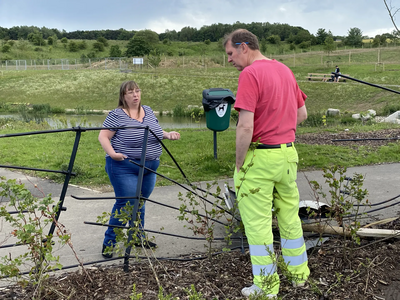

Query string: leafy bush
[1,44,11,53]
[381,104,400,116]
[109,45,122,57]
[92,42,105,52]
[301,112,324,127]
[87,51,96,59]
[97,37,109,47]
[50,106,66,114]
[340,115,358,125]
[32,103,51,113]
[172,104,186,117]
[68,41,79,52]
[77,41,87,50]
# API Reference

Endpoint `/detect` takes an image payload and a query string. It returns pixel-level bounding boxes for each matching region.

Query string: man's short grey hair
[223,29,260,50]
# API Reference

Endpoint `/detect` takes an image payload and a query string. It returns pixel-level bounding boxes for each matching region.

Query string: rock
[326,108,340,116]
[352,113,361,120]
[367,109,376,117]
[383,111,400,123]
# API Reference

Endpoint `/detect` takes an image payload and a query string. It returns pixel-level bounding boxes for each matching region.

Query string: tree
[260,38,267,53]
[266,35,281,44]
[47,36,55,46]
[298,41,311,49]
[383,0,400,37]
[345,27,363,47]
[68,41,79,52]
[16,38,30,51]
[125,37,151,57]
[92,41,105,52]
[109,45,122,57]
[316,28,329,45]
[77,41,87,50]
[61,37,68,43]
[28,32,46,46]
[148,48,161,68]
[1,43,11,53]
[324,36,335,53]
[96,36,109,47]
[133,29,159,45]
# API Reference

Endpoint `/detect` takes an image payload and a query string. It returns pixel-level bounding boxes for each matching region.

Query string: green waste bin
[202,88,236,132]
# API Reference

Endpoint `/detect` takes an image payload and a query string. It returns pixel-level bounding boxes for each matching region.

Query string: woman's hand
[110,153,128,161]
[163,131,181,140]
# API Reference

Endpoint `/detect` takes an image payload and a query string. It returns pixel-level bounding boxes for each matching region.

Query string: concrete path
[0,163,399,274]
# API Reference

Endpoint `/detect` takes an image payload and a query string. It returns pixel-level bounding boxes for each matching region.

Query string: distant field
[0,46,399,116]
[1,47,400,188]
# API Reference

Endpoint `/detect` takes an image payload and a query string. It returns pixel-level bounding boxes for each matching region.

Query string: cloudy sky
[0,0,397,37]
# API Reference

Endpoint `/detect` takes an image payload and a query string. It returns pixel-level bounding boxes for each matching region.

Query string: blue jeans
[103,156,160,247]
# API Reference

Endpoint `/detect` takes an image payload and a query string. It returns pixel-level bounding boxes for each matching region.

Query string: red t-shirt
[234,59,306,145]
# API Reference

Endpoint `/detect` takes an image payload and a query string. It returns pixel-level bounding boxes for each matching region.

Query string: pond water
[0,113,236,130]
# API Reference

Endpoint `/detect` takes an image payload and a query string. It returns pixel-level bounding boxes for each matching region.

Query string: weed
[178,181,232,259]
[0,177,69,298]
[309,166,370,258]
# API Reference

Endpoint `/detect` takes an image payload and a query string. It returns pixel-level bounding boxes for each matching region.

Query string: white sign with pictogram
[216,102,227,117]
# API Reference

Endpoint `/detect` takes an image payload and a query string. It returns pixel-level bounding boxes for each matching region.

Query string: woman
[99,80,180,258]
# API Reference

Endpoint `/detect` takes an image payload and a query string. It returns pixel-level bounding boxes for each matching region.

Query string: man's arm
[236,109,254,172]
[297,104,307,125]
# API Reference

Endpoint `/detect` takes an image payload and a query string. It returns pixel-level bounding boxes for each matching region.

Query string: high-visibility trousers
[234,143,310,295]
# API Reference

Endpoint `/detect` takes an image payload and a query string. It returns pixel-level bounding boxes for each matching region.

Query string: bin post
[213,131,217,159]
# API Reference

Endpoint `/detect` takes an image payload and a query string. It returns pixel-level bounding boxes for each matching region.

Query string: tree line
[1,22,399,61]
[0,22,374,45]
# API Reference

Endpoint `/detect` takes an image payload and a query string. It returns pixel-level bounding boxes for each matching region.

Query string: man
[334,65,341,82]
[224,29,310,298]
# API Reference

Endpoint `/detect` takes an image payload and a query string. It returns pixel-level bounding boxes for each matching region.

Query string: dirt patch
[295,128,400,148]
[2,231,400,300]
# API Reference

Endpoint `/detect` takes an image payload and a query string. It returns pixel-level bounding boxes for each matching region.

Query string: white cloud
[364,27,396,38]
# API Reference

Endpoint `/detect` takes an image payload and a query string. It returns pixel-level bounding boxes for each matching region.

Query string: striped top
[102,106,163,160]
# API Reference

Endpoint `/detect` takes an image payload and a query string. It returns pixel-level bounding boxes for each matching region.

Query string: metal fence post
[48,127,85,237]
[123,126,149,272]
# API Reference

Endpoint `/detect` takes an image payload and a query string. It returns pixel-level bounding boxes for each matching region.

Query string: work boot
[292,280,306,287]
[101,244,113,259]
[241,284,277,298]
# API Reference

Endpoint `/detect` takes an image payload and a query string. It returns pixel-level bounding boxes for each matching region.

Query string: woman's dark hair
[223,29,260,50]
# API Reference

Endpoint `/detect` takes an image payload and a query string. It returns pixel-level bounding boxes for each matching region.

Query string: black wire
[128,159,234,217]
[331,73,400,95]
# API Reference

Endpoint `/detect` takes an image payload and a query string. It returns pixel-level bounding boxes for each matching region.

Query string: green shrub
[50,106,66,114]
[32,103,51,113]
[302,112,324,127]
[340,115,359,125]
[381,104,400,116]
[172,104,186,117]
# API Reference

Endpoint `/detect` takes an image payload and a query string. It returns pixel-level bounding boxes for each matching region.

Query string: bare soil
[2,129,400,300]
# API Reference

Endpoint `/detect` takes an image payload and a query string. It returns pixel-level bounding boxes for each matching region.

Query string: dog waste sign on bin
[202,88,235,159]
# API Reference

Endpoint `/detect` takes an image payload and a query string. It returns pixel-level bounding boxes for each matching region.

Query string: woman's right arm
[98,129,127,161]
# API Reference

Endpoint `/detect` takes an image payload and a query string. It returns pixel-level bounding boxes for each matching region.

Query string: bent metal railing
[0,125,240,274]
